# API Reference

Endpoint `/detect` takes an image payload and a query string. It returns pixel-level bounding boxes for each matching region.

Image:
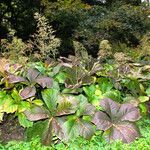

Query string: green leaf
[18,101,30,112]
[3,97,18,113]
[103,90,121,102]
[95,89,102,96]
[0,113,4,122]
[138,96,149,103]
[97,78,113,93]
[0,91,7,99]
[63,117,94,141]
[55,72,66,83]
[26,119,50,142]
[146,87,150,96]
[139,103,147,114]
[18,113,33,128]
[83,84,96,97]
[11,89,21,102]
[32,99,44,106]
[42,89,59,114]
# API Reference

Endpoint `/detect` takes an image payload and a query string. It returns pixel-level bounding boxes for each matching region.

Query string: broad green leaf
[32,99,44,106]
[3,97,18,113]
[42,89,59,114]
[139,103,147,114]
[5,104,18,113]
[55,72,66,83]
[103,90,121,102]
[97,78,113,93]
[63,117,94,141]
[138,96,149,103]
[52,64,62,76]
[26,119,50,142]
[11,89,21,102]
[63,118,80,141]
[18,113,33,128]
[0,91,7,98]
[83,84,96,97]
[77,94,96,116]
[18,101,30,113]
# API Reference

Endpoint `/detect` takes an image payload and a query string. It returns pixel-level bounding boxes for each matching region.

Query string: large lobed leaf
[92,98,141,143]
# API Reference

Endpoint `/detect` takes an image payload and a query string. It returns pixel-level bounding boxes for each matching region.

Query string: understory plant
[0,53,149,146]
[25,89,95,145]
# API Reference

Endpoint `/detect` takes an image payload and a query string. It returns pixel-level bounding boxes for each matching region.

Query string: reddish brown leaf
[7,74,27,83]
[92,111,112,131]
[120,103,141,121]
[24,106,49,121]
[109,122,140,143]
[20,86,36,99]
[36,76,53,88]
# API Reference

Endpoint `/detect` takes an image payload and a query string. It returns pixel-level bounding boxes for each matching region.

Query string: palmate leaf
[8,68,53,99]
[63,66,94,89]
[92,98,141,143]
[26,68,40,83]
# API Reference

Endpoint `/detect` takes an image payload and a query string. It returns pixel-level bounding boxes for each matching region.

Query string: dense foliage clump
[0,0,150,149]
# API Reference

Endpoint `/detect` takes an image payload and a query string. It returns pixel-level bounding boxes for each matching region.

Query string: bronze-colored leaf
[20,86,36,99]
[24,106,49,121]
[93,99,141,143]
[92,111,112,131]
[7,74,27,83]
[36,76,53,88]
[109,122,140,143]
